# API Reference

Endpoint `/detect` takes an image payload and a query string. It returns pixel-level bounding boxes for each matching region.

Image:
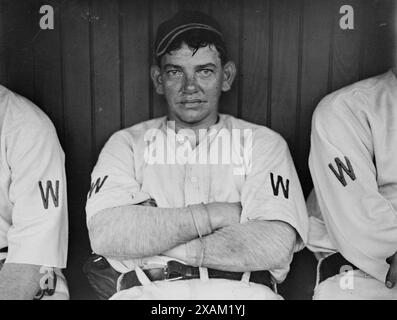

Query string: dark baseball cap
[154,11,225,58]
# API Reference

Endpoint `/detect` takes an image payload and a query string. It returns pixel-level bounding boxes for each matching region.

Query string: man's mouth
[179,99,206,107]
[180,99,204,104]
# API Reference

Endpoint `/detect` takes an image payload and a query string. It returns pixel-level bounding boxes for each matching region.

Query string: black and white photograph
[0,0,396,306]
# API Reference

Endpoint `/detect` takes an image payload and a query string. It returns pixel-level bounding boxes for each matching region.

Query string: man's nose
[182,75,198,93]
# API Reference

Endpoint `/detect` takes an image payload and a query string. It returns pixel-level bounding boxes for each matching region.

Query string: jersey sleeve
[85,131,151,221]
[240,130,309,251]
[309,99,397,282]
[5,121,68,268]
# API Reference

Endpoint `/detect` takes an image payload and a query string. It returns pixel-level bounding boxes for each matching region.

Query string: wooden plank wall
[0,0,395,299]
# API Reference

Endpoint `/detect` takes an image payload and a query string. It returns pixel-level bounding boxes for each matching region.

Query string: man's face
[152,43,235,127]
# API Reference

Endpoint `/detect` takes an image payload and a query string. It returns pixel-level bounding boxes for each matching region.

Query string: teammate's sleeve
[6,121,68,268]
[85,131,151,221]
[309,100,397,282]
[240,130,308,251]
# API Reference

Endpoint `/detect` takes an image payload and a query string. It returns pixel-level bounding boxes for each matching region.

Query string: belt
[119,260,275,291]
[319,252,358,283]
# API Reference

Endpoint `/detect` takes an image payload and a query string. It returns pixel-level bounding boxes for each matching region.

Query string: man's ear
[150,65,164,95]
[221,61,237,92]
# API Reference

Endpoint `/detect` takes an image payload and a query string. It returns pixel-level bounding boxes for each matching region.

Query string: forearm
[88,203,213,259]
[166,220,296,272]
[0,263,41,300]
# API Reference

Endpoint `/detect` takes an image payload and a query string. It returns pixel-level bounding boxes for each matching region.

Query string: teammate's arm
[309,101,397,283]
[164,220,296,272]
[88,202,240,260]
[3,112,67,299]
[0,263,41,300]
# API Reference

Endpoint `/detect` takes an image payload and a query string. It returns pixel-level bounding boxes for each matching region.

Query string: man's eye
[198,69,214,77]
[166,70,182,77]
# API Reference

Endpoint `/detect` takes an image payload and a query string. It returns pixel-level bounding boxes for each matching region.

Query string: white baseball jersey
[0,85,68,268]
[308,70,397,282]
[86,113,308,282]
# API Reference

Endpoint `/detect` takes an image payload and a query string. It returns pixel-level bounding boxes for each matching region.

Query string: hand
[139,198,157,207]
[163,244,188,261]
[205,202,241,229]
[386,251,397,289]
[163,241,202,267]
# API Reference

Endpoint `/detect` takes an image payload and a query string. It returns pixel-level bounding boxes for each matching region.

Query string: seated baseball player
[307,67,397,299]
[0,85,69,300]
[85,11,308,300]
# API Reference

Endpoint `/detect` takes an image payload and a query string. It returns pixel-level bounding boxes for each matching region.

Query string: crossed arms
[86,129,306,274]
[88,201,296,272]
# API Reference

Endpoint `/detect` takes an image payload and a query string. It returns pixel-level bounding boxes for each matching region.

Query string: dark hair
[156,29,229,67]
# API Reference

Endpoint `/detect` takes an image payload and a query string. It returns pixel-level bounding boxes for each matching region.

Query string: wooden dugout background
[0,0,395,299]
